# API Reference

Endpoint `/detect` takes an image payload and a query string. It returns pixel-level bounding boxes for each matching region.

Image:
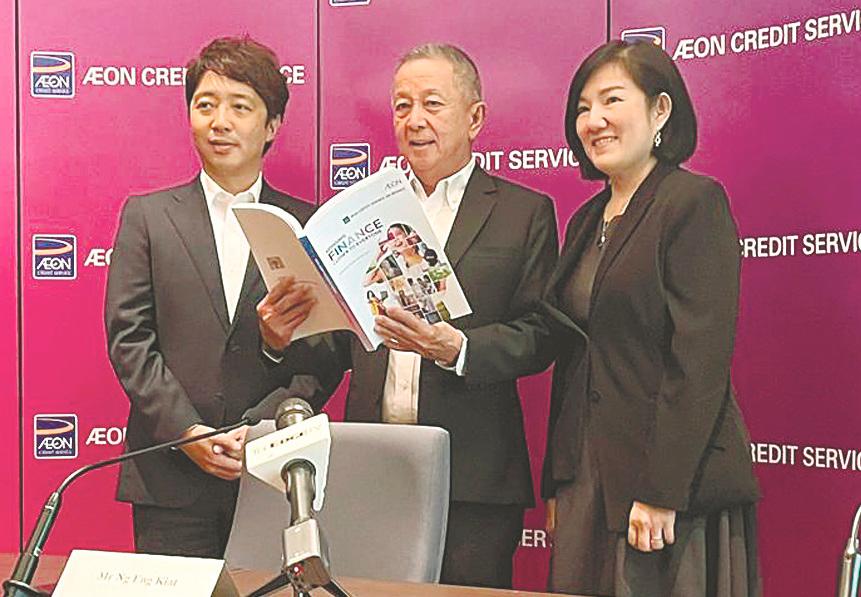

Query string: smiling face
[575,62,667,183]
[392,57,485,192]
[189,70,279,189]
[387,225,410,251]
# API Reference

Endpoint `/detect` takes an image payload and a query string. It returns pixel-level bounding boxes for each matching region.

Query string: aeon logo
[31,51,75,98]
[621,27,666,49]
[33,234,77,280]
[34,414,78,459]
[330,143,371,190]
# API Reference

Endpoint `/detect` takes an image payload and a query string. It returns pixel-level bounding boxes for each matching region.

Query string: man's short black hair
[185,36,288,154]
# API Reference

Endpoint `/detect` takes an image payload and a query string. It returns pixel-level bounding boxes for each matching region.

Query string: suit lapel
[368,346,390,416]
[226,252,261,339]
[226,182,281,339]
[444,167,498,268]
[349,342,390,420]
[165,179,230,333]
[549,191,606,302]
[539,194,605,336]
[590,163,674,304]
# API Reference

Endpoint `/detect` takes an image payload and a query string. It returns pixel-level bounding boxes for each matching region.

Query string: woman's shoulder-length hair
[565,40,698,181]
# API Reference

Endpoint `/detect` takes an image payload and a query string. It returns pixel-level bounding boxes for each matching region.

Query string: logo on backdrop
[32,234,77,280]
[329,0,370,6]
[83,247,113,267]
[80,64,306,87]
[34,414,78,459]
[85,426,127,446]
[31,51,75,98]
[330,143,371,190]
[621,26,666,49]
[667,9,861,61]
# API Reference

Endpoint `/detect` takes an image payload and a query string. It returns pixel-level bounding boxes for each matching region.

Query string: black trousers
[440,501,524,589]
[132,477,239,558]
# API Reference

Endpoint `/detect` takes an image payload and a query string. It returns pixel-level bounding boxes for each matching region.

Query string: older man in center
[259,43,558,588]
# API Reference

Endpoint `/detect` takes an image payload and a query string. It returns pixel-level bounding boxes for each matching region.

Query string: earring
[654,130,662,148]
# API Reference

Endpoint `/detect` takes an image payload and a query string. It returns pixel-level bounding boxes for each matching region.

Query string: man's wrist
[435,330,468,376]
[181,423,204,438]
[261,341,286,363]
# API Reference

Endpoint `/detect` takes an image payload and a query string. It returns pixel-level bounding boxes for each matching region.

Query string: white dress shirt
[381,158,474,424]
[200,170,262,323]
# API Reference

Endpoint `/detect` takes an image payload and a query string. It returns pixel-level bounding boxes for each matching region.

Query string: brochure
[233,167,472,351]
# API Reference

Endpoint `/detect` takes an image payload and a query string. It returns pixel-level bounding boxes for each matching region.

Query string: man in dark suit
[105,37,314,558]
[259,43,558,588]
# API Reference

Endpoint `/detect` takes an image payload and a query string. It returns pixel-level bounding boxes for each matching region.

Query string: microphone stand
[247,400,350,597]
[244,460,350,597]
[839,503,861,597]
[2,420,251,597]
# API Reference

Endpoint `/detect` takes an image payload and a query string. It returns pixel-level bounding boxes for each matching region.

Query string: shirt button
[589,390,602,404]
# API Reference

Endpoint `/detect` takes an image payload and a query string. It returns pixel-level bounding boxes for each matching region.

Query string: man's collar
[199,170,263,205]
[408,157,476,211]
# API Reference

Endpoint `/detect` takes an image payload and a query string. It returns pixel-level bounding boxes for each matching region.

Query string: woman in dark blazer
[541,40,761,596]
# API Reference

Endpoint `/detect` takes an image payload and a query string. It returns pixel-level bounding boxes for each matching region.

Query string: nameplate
[53,549,238,596]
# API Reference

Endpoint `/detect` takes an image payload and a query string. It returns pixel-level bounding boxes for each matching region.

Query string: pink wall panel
[318,2,606,589]
[18,0,317,554]
[611,2,861,595]
[1,0,20,553]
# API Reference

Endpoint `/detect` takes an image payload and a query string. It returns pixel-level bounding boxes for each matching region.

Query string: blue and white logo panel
[621,27,666,50]
[34,414,78,459]
[33,234,77,280]
[330,143,371,190]
[31,51,75,98]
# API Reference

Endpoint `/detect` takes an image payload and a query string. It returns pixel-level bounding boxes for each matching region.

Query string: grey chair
[225,421,450,583]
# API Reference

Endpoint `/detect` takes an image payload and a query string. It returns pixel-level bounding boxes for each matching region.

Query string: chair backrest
[225,421,450,583]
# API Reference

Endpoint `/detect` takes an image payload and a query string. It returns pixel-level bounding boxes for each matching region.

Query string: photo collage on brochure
[363,222,455,324]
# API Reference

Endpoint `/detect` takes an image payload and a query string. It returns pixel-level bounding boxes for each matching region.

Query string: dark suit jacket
[541,164,760,532]
[105,176,314,508]
[285,167,558,507]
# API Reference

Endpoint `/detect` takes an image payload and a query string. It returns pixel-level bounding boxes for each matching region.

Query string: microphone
[243,398,349,597]
[245,387,296,424]
[3,389,283,597]
[276,398,316,525]
[839,503,861,597]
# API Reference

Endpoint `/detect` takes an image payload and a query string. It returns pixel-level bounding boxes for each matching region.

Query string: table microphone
[275,398,317,525]
[246,398,350,597]
[2,391,282,597]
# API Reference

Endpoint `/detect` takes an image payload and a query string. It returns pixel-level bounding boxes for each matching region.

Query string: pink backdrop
[5,1,861,595]
[1,0,20,554]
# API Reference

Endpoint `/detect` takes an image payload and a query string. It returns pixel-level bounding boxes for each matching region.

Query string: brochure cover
[233,167,471,350]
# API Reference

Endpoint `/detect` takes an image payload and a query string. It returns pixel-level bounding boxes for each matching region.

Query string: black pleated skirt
[548,434,761,597]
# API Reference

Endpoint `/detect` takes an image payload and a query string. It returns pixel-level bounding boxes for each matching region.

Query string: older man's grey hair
[395,43,483,103]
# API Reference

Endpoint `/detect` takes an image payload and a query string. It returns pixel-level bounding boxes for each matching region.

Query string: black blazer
[541,164,760,532]
[105,177,314,507]
[285,167,559,507]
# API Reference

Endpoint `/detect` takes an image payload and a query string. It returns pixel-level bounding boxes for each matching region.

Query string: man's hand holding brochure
[234,167,472,351]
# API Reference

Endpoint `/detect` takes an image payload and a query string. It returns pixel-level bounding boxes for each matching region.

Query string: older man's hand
[257,275,317,352]
[374,306,463,365]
